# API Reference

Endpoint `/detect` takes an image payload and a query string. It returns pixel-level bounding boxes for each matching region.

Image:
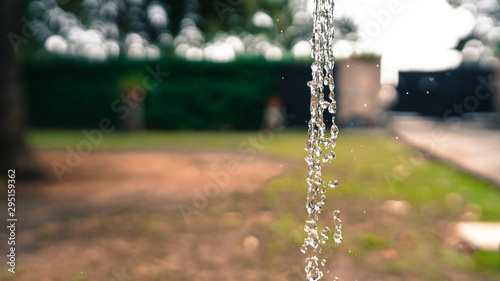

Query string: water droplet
[321,226,330,235]
[321,259,327,266]
[328,180,339,189]
[333,209,340,218]
[396,136,399,139]
[347,64,349,67]
[332,210,343,243]
[328,102,337,114]
[328,151,336,160]
[364,104,367,107]
[334,233,343,244]
[320,237,329,244]
[322,154,330,163]
[301,243,308,253]
[311,61,320,72]
[320,195,326,205]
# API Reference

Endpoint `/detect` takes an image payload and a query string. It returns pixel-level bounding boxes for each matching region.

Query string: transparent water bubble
[320,185,326,194]
[311,61,320,72]
[320,226,329,243]
[333,210,341,219]
[320,195,326,205]
[328,180,339,188]
[301,243,308,254]
[321,226,330,236]
[315,149,323,157]
[328,102,337,114]
[331,124,339,137]
[305,156,314,166]
[333,233,343,244]
[322,154,330,163]
[315,202,323,213]
[328,151,336,160]
[305,141,312,151]
[333,209,343,243]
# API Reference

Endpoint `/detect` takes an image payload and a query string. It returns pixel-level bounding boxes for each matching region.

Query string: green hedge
[23,58,279,130]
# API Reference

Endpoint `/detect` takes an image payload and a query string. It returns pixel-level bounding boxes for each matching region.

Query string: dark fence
[395,67,496,117]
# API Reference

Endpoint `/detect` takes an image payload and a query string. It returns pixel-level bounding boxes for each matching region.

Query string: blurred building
[336,56,384,127]
[394,63,498,126]
[280,56,390,128]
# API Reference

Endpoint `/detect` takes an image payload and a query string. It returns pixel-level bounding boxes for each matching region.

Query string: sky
[321,0,476,84]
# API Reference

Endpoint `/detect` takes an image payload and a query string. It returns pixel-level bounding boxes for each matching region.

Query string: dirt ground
[4,150,293,281]
[1,149,497,281]
[15,150,288,228]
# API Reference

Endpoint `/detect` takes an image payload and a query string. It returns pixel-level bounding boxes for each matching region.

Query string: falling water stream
[301,0,342,280]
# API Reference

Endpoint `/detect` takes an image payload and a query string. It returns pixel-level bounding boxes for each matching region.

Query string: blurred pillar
[120,87,145,131]
[262,97,284,131]
[495,57,500,128]
[336,56,382,126]
[0,0,41,177]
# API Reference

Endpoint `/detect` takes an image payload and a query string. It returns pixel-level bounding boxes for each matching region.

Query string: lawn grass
[25,129,500,279]
[26,129,500,220]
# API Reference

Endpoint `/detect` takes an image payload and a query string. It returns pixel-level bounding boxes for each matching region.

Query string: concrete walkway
[391,116,500,187]
[456,222,500,251]
[391,116,500,251]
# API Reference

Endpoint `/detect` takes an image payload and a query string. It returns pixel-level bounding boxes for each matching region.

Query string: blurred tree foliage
[18,0,290,53]
[447,0,500,55]
[18,0,357,59]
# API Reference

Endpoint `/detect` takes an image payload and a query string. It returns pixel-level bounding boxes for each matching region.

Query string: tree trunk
[0,0,41,178]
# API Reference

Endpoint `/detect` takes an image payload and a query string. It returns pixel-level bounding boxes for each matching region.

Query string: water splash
[302,0,342,280]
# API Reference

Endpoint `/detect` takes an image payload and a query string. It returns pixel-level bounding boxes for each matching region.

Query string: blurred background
[1,0,500,280]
